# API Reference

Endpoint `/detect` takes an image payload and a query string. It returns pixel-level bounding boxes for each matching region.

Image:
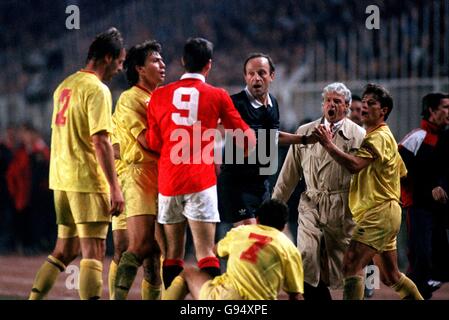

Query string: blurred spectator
[0,126,16,253]
[6,123,53,254]
[399,93,449,299]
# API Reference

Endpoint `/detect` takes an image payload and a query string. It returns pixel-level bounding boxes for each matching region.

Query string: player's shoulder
[230,90,246,101]
[342,118,366,137]
[118,86,136,99]
[200,82,229,96]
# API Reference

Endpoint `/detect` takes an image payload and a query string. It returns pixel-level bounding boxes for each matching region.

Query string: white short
[158,185,220,224]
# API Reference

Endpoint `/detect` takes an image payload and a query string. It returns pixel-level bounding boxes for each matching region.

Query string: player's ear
[136,64,144,75]
[104,53,113,64]
[204,59,212,73]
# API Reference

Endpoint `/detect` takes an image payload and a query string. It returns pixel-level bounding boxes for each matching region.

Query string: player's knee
[113,241,128,263]
[130,241,155,260]
[380,271,400,287]
[53,249,78,266]
[342,252,357,276]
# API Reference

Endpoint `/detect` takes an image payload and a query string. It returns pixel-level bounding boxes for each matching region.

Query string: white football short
[158,185,220,224]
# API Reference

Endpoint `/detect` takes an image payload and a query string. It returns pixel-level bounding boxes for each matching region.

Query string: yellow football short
[111,163,158,231]
[112,212,127,231]
[54,190,111,224]
[199,277,242,300]
[57,222,109,239]
[121,163,158,217]
[352,200,401,252]
[54,190,110,239]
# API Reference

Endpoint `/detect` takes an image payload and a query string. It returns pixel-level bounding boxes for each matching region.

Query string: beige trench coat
[273,117,365,289]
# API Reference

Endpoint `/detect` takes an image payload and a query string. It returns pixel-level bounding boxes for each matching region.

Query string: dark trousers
[406,206,433,291]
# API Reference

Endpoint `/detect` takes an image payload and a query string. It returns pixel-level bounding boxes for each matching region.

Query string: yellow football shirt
[214,224,304,300]
[112,85,158,166]
[349,124,407,222]
[49,70,113,193]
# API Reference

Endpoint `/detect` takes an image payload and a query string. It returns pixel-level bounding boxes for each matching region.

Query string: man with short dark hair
[29,27,125,300]
[170,199,304,300]
[146,37,256,296]
[109,40,166,300]
[314,83,423,300]
[399,92,449,299]
[350,95,363,126]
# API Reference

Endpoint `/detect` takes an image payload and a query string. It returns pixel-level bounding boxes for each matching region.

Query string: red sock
[198,256,221,278]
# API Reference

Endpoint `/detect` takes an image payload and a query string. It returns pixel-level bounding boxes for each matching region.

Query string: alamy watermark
[168,122,278,176]
[364,264,380,290]
[66,5,80,30]
[65,265,79,290]
[366,5,380,30]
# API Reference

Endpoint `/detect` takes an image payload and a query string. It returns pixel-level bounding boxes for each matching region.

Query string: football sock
[141,278,161,300]
[29,255,66,300]
[391,273,424,300]
[161,275,188,300]
[108,260,118,300]
[79,259,103,300]
[343,275,365,300]
[114,251,142,300]
[162,259,184,289]
[198,256,221,278]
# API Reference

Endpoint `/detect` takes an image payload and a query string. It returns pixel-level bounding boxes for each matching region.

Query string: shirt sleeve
[354,132,381,160]
[219,90,256,151]
[87,85,113,136]
[217,228,236,258]
[118,95,147,140]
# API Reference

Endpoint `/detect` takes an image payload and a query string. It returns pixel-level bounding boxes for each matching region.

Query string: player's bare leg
[374,250,423,300]
[189,220,221,278]
[29,237,80,300]
[114,215,158,299]
[342,240,377,300]
[183,266,212,299]
[161,221,187,290]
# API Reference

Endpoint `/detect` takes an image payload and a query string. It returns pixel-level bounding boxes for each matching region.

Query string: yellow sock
[79,259,103,300]
[343,275,365,300]
[141,278,162,300]
[161,275,188,300]
[391,273,424,300]
[29,255,65,300]
[108,260,118,300]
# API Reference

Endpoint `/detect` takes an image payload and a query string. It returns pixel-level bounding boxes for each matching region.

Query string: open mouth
[362,111,368,117]
[253,84,262,90]
[328,109,335,117]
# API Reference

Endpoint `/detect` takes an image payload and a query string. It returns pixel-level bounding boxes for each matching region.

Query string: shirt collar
[244,87,273,109]
[180,73,205,82]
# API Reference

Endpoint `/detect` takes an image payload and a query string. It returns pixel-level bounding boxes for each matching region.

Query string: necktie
[329,123,335,138]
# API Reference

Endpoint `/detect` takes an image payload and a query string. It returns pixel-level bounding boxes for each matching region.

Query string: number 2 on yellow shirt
[55,88,72,126]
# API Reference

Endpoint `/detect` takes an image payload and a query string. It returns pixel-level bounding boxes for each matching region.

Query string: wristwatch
[301,135,308,145]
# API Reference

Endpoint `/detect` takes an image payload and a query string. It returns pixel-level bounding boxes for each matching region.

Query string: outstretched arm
[278,131,318,146]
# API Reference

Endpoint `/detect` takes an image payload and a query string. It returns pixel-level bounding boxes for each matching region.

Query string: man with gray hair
[272,82,365,300]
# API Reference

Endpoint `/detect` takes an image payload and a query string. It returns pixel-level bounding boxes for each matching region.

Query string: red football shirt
[147,73,254,196]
